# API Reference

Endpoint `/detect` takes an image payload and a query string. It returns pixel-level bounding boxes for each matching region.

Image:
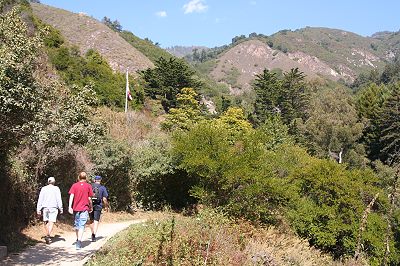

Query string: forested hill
[192,28,400,92]
[31,3,154,73]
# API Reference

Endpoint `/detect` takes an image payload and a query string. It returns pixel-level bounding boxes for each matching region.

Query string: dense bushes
[286,161,388,260]
[0,4,103,247]
[165,108,399,263]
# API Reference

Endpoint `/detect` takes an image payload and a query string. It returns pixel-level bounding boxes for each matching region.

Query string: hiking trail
[2,219,146,266]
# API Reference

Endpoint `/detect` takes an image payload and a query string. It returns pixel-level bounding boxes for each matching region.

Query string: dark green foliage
[280,68,309,124]
[0,5,44,152]
[232,34,246,44]
[286,160,387,260]
[356,83,391,161]
[298,87,364,163]
[102,16,122,32]
[129,135,197,210]
[379,84,400,164]
[42,24,63,48]
[253,69,281,125]
[220,95,232,112]
[120,30,173,63]
[252,68,309,127]
[380,57,400,84]
[141,57,202,111]
[88,139,134,211]
[46,44,131,107]
[172,119,289,223]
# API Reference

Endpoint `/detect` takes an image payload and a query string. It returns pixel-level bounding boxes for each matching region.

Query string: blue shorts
[73,211,88,230]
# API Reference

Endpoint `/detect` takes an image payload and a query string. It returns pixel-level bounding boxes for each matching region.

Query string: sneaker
[75,240,82,250]
[45,236,51,244]
[91,234,96,242]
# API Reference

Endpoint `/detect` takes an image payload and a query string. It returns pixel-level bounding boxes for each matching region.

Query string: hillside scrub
[87,209,368,266]
[2,1,400,265]
[168,109,399,264]
[0,2,103,247]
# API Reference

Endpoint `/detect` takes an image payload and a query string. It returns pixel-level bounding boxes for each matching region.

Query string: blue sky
[39,0,400,48]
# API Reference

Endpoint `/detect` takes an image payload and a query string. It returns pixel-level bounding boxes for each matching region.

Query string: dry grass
[95,106,164,145]
[245,225,368,266]
[87,210,370,266]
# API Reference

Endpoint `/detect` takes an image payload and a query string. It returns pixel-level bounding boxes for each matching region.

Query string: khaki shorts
[43,207,58,222]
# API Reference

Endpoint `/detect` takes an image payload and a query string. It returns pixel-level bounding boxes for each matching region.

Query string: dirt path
[2,219,146,266]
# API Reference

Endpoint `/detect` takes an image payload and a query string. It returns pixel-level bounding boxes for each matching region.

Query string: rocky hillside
[206,27,400,93]
[210,39,334,93]
[31,3,154,73]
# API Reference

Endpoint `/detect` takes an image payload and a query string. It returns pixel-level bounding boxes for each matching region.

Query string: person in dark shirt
[89,175,109,242]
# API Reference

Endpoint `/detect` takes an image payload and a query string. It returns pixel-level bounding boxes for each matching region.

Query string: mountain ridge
[197,27,400,93]
[31,3,154,73]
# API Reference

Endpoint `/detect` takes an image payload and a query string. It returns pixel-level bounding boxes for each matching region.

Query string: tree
[298,87,364,162]
[379,84,400,164]
[141,57,202,111]
[380,57,400,85]
[0,4,104,247]
[102,16,122,32]
[356,83,391,160]
[216,107,252,140]
[252,69,281,126]
[232,35,246,44]
[0,6,46,152]
[252,68,309,128]
[161,88,203,131]
[280,68,309,125]
[286,160,386,260]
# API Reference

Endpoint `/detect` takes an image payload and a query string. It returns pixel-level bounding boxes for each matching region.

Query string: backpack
[92,185,101,205]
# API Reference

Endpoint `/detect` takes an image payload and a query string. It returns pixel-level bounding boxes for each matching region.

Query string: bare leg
[43,221,48,236]
[89,220,94,234]
[77,227,85,241]
[92,220,99,235]
[46,221,54,236]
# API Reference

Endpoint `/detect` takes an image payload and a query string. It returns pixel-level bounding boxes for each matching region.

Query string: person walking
[36,176,63,244]
[68,172,93,250]
[89,175,109,242]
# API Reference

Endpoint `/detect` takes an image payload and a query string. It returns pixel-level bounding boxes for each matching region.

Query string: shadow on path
[1,219,146,266]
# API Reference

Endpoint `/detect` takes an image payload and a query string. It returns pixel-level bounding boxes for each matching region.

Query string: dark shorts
[89,206,102,221]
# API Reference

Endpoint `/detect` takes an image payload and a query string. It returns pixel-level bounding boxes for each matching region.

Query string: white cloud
[156,11,167,17]
[183,0,208,14]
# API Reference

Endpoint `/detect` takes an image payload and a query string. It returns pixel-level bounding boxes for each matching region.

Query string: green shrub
[130,135,198,210]
[88,138,135,211]
[285,159,388,262]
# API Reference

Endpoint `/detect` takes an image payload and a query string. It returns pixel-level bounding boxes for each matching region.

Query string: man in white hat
[36,176,63,244]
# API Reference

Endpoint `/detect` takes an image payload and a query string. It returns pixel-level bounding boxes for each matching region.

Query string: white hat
[48,176,55,183]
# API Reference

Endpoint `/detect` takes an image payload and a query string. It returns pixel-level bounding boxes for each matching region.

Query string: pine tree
[141,57,202,111]
[280,68,309,125]
[379,84,400,164]
[253,69,281,126]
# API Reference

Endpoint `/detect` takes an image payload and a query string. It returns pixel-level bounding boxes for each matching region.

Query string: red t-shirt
[69,181,94,211]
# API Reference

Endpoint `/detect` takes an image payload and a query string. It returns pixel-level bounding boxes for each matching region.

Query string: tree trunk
[354,192,379,260]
